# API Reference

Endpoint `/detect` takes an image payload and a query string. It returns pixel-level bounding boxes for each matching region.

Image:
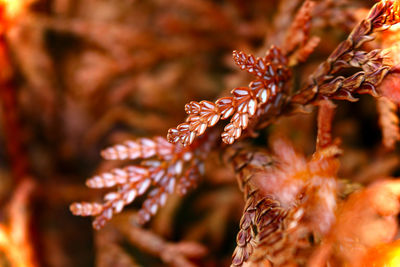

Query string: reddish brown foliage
[168,46,291,146]
[70,0,400,266]
[1,0,400,266]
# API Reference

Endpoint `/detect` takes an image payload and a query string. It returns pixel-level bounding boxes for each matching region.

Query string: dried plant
[167,46,291,146]
[68,1,400,266]
[2,0,400,266]
[169,0,400,148]
[228,136,340,266]
[292,0,399,104]
[70,135,216,229]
